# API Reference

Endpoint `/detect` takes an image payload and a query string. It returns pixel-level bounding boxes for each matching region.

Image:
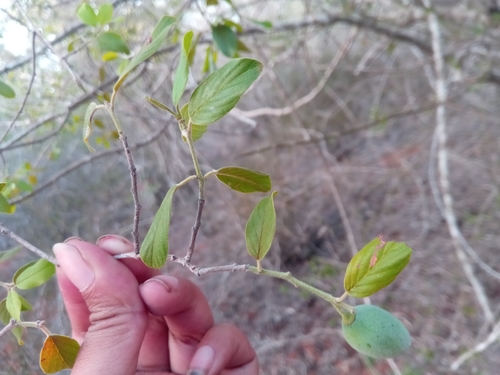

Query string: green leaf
[236,39,251,52]
[83,102,98,152]
[216,167,271,193]
[249,18,273,29]
[97,32,130,54]
[245,191,278,260]
[212,24,237,57]
[0,182,5,192]
[344,236,413,298]
[6,290,22,321]
[187,33,200,66]
[0,246,21,262]
[102,51,119,61]
[114,15,176,92]
[207,0,218,5]
[140,185,176,269]
[172,31,194,107]
[180,103,207,142]
[0,298,24,345]
[0,193,15,214]
[97,3,113,25]
[40,335,80,374]
[0,80,15,98]
[77,4,98,27]
[223,19,243,32]
[188,58,262,125]
[19,295,32,311]
[15,180,32,192]
[13,259,56,290]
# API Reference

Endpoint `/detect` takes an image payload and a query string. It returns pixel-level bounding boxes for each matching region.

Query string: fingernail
[96,234,133,254]
[53,243,94,291]
[188,345,215,375]
[64,236,83,243]
[144,276,179,293]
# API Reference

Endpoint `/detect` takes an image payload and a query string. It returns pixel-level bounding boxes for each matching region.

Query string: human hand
[54,236,258,375]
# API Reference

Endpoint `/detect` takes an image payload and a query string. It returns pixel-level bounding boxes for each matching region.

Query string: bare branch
[0,224,58,264]
[184,197,205,263]
[0,32,37,143]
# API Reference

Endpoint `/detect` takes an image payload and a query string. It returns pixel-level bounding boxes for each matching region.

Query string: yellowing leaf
[39,335,80,374]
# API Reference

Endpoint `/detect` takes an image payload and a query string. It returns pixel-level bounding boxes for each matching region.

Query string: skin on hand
[54,236,258,375]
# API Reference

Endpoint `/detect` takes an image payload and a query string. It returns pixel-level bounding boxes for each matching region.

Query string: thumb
[54,242,147,375]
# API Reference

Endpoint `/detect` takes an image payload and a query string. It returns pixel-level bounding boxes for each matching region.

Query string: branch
[424,0,494,323]
[0,32,37,143]
[9,125,167,205]
[0,224,58,264]
[119,133,141,254]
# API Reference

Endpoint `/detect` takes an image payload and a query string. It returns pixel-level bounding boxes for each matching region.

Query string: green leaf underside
[0,193,16,213]
[180,103,207,142]
[0,298,24,344]
[14,259,56,290]
[216,167,271,193]
[344,237,412,298]
[172,31,194,106]
[212,24,237,57]
[97,32,130,54]
[0,80,16,98]
[77,4,98,27]
[83,102,97,152]
[40,335,80,374]
[140,185,176,269]
[114,15,176,91]
[97,3,113,25]
[245,191,278,260]
[0,246,21,262]
[188,58,262,125]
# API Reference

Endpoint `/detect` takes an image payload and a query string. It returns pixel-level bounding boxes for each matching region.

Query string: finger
[189,324,258,375]
[96,234,160,283]
[54,241,148,375]
[140,276,215,374]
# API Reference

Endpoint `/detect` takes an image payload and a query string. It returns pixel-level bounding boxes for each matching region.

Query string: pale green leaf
[140,185,176,269]
[14,259,56,290]
[0,193,15,214]
[97,32,130,54]
[0,246,21,262]
[188,58,262,125]
[77,4,98,27]
[172,31,194,106]
[6,290,22,321]
[0,81,15,98]
[245,191,278,260]
[97,3,113,25]
[180,103,207,142]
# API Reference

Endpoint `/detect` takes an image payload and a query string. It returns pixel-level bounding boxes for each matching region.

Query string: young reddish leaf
[114,15,176,91]
[77,4,98,27]
[97,3,113,25]
[0,80,16,98]
[245,191,278,260]
[172,31,194,106]
[0,193,16,214]
[212,24,237,57]
[216,167,271,193]
[40,335,80,374]
[344,236,413,298]
[140,185,176,269]
[0,246,21,262]
[13,259,56,290]
[97,32,130,54]
[188,58,262,125]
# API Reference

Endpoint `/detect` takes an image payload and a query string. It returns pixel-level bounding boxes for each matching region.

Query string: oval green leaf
[0,298,24,344]
[188,58,262,125]
[6,290,22,321]
[77,4,98,27]
[172,31,194,106]
[216,167,271,193]
[40,335,80,374]
[97,32,130,54]
[13,259,56,290]
[245,191,278,260]
[140,185,176,269]
[0,80,16,98]
[114,15,176,92]
[212,24,237,57]
[344,236,413,298]
[97,3,113,25]
[0,193,16,214]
